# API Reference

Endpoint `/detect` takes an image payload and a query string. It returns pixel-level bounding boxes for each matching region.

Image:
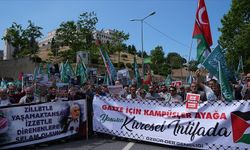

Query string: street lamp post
[130,11,156,79]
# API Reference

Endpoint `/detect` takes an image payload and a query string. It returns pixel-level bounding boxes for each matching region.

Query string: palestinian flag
[231,111,250,144]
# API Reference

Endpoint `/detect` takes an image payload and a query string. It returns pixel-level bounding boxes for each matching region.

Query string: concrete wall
[0,57,36,79]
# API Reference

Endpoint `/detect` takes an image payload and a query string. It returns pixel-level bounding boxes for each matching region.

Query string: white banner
[0,100,87,149]
[93,96,250,149]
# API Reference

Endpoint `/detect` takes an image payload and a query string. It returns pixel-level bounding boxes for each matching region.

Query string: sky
[0,0,232,60]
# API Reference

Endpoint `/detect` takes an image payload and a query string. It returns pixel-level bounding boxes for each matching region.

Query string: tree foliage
[2,20,43,58]
[110,29,129,67]
[50,38,60,56]
[219,0,250,72]
[24,20,43,55]
[166,52,186,69]
[55,11,98,62]
[149,46,171,76]
[150,46,165,65]
[137,51,148,58]
[127,44,137,54]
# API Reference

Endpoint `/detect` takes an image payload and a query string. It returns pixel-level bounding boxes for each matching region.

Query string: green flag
[104,72,111,85]
[236,56,244,76]
[218,61,234,101]
[60,62,64,82]
[187,74,193,85]
[144,57,152,64]
[165,74,172,85]
[61,60,74,83]
[34,63,44,81]
[0,78,7,89]
[33,67,38,81]
[46,63,51,78]
[134,56,142,87]
[38,64,43,75]
[203,45,234,81]
[75,62,87,85]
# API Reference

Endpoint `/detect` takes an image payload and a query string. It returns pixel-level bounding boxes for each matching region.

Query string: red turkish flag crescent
[192,0,212,46]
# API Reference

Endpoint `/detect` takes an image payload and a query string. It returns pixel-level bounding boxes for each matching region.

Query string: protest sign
[185,93,200,111]
[0,100,87,149]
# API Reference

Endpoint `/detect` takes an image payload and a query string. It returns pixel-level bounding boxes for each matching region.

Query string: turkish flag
[192,0,212,46]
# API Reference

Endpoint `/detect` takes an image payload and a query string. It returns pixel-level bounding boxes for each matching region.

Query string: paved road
[18,135,191,150]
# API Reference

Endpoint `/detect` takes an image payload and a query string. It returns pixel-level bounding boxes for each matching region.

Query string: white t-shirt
[19,95,40,104]
[203,85,218,101]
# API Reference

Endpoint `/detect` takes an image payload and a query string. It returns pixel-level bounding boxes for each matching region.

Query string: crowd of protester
[0,71,250,107]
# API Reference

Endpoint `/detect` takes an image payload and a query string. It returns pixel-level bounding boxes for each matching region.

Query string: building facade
[3,39,15,60]
[38,30,56,49]
[38,29,115,50]
[92,29,114,44]
[3,28,115,60]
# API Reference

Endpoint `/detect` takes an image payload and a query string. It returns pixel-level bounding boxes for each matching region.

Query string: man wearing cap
[169,86,183,103]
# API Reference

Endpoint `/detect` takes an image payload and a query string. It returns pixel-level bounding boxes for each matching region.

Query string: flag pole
[217,61,223,100]
[188,40,193,63]
[187,39,193,81]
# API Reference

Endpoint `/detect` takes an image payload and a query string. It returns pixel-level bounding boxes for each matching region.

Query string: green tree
[127,44,137,54]
[111,29,129,68]
[23,20,43,56]
[77,12,98,50]
[219,0,250,72]
[2,22,25,58]
[166,52,186,69]
[137,51,148,58]
[50,38,60,56]
[159,64,171,76]
[2,21,43,58]
[150,46,165,65]
[149,46,172,76]
[55,11,98,62]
